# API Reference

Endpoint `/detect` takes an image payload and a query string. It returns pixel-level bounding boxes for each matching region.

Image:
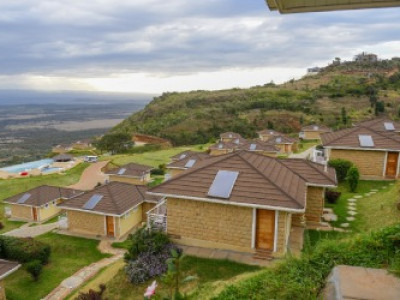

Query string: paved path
[3,222,58,238]
[289,145,316,159]
[68,161,109,191]
[44,240,125,300]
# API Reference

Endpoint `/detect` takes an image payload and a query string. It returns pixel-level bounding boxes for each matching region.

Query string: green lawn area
[325,180,394,231]
[295,140,320,153]
[102,144,209,168]
[5,233,110,300]
[75,255,260,300]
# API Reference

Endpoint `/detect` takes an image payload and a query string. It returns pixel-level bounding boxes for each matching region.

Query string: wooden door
[386,152,399,177]
[284,144,289,153]
[32,207,38,221]
[256,209,275,251]
[106,216,115,237]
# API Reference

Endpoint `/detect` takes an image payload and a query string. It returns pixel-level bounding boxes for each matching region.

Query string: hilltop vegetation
[113,58,400,145]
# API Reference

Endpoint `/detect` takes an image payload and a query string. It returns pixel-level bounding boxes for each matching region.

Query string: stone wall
[109,175,147,185]
[305,186,324,223]
[10,204,32,221]
[276,211,291,254]
[330,149,386,179]
[167,198,253,253]
[303,131,321,140]
[67,210,105,236]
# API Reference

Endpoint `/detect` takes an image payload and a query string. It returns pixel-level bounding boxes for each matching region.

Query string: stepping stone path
[354,195,362,199]
[348,198,357,203]
[340,223,350,228]
[348,207,357,212]
[382,186,387,189]
[389,183,394,186]
[323,213,338,222]
[346,217,355,222]
[371,189,378,192]
[348,211,357,216]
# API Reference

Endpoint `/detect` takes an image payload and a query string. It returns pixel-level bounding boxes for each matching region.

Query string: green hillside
[113,58,400,145]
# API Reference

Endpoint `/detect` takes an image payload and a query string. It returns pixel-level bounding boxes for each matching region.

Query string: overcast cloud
[0,1,399,93]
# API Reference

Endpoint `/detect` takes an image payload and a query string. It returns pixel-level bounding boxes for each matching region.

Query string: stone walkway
[2,222,58,238]
[43,240,125,300]
[68,161,109,191]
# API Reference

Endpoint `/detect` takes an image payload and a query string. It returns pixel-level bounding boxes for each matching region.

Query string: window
[45,204,49,208]
[83,194,103,210]
[384,122,395,131]
[17,193,31,204]
[218,144,223,149]
[249,144,257,151]
[313,125,319,130]
[179,154,186,160]
[358,135,374,147]
[117,168,127,175]
[185,159,196,168]
[208,170,239,199]
[52,201,56,205]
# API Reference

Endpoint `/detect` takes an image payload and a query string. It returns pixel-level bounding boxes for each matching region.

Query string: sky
[0,0,399,94]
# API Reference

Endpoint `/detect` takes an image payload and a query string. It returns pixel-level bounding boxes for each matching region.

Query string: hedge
[0,236,51,264]
[328,158,353,182]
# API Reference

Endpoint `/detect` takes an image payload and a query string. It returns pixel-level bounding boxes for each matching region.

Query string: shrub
[0,222,4,230]
[0,236,51,264]
[347,166,360,192]
[125,244,180,284]
[125,226,171,261]
[325,189,341,204]
[25,260,42,281]
[77,284,107,300]
[151,168,165,176]
[328,159,353,182]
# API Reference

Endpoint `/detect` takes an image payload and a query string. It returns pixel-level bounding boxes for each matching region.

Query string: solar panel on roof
[249,144,257,150]
[18,193,31,204]
[384,122,395,131]
[276,137,282,143]
[313,125,319,130]
[234,139,239,144]
[358,135,374,147]
[117,168,126,175]
[208,170,239,199]
[185,159,196,168]
[83,194,103,210]
[179,154,186,160]
[218,144,223,149]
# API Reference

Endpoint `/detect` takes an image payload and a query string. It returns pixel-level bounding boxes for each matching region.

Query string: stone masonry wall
[167,198,253,252]
[67,210,105,236]
[305,186,324,223]
[330,149,386,179]
[11,205,32,221]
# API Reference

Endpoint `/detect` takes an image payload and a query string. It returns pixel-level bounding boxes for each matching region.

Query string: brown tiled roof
[301,124,332,132]
[167,153,211,169]
[106,162,153,177]
[237,140,279,152]
[355,118,400,132]
[149,151,337,211]
[257,129,284,136]
[321,126,400,150]
[4,185,83,207]
[0,259,20,280]
[208,141,238,150]
[170,150,200,161]
[220,132,242,139]
[59,182,162,216]
[230,137,248,145]
[266,135,297,145]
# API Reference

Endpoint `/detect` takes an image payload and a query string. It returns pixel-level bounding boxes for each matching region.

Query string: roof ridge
[304,160,336,184]
[323,125,359,145]
[105,184,123,214]
[239,152,304,208]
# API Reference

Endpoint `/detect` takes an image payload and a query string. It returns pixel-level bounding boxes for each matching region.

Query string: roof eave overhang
[325,146,400,152]
[58,201,143,217]
[146,192,305,213]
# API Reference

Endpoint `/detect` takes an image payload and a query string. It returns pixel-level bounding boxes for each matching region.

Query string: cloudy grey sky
[1,0,399,93]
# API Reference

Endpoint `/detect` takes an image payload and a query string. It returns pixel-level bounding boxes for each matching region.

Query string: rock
[348,202,356,206]
[382,186,387,189]
[348,206,357,211]
[348,198,357,203]
[370,191,377,194]
[340,223,350,228]
[323,208,334,214]
[371,189,378,192]
[348,211,357,216]
[323,213,338,222]
[354,195,362,199]
[346,217,355,221]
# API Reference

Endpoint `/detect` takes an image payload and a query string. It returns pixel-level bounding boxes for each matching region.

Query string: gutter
[146,192,305,213]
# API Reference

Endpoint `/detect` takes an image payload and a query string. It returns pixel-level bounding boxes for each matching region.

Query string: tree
[26,260,42,281]
[77,284,107,300]
[346,166,360,192]
[369,94,378,108]
[375,101,385,116]
[95,132,134,155]
[341,107,347,125]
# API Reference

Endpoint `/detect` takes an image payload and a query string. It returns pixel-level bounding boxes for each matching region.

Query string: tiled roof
[170,150,200,161]
[149,151,336,211]
[4,185,83,207]
[301,124,332,132]
[59,182,162,216]
[209,141,238,150]
[167,153,211,169]
[321,125,400,150]
[355,118,400,132]
[266,135,297,145]
[106,162,153,177]
[237,140,279,152]
[220,132,242,139]
[257,129,284,136]
[0,259,20,280]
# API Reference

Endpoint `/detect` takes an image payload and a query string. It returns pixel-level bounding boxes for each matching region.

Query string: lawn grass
[304,230,347,249]
[103,144,209,168]
[295,140,320,153]
[5,232,109,300]
[97,255,260,300]
[325,180,391,230]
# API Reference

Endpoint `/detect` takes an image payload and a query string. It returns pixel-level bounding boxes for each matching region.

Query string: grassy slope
[5,233,109,300]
